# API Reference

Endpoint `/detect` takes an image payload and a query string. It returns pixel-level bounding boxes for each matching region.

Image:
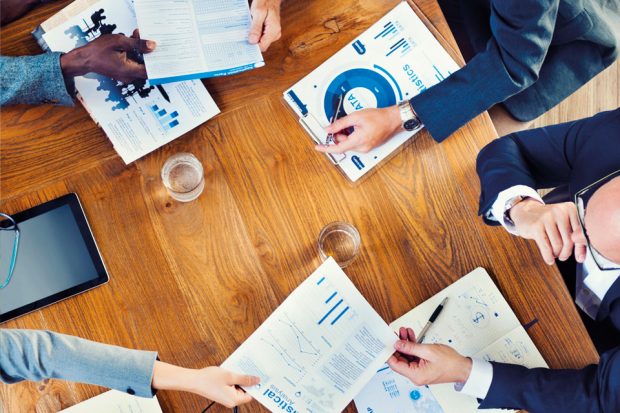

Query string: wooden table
[0,1,600,412]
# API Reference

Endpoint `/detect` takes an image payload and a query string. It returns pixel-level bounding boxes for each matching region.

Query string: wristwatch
[398,100,422,132]
[503,195,528,226]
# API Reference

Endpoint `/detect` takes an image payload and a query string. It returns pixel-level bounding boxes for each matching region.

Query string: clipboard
[282,0,461,183]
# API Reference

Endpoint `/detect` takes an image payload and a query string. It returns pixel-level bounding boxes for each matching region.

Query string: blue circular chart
[323,67,400,122]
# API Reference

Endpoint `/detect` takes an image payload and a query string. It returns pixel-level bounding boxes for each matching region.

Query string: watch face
[404,119,418,131]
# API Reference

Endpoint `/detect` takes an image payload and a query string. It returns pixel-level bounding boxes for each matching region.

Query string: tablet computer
[0,193,109,323]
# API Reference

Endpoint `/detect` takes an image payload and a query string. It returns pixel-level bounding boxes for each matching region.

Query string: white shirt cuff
[489,185,544,235]
[456,358,493,400]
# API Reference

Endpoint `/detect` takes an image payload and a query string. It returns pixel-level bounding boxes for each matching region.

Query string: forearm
[0,329,157,398]
[151,361,201,394]
[481,349,620,413]
[0,53,75,106]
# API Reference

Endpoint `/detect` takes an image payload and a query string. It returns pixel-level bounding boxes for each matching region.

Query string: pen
[416,297,448,344]
[326,93,344,144]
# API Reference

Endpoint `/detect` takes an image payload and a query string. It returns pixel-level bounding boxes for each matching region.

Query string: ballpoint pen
[326,93,344,144]
[416,296,448,344]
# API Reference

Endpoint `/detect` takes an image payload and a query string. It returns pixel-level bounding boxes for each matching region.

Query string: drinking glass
[161,153,205,202]
[318,222,361,268]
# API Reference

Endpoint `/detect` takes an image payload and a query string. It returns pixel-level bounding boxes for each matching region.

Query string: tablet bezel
[0,193,109,323]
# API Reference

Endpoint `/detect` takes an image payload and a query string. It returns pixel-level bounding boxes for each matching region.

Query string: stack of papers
[60,390,162,413]
[135,0,264,84]
[37,0,220,163]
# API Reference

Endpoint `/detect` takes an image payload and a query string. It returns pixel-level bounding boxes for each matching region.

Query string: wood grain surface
[0,1,600,412]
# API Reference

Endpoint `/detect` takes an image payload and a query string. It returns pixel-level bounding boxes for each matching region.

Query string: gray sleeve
[0,329,158,398]
[0,52,75,106]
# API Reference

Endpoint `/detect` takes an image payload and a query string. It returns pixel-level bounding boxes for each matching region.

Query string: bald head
[585,176,620,264]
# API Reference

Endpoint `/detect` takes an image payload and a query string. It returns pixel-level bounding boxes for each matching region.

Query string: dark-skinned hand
[60,29,156,84]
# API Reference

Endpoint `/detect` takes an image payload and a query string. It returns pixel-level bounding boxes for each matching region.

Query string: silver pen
[416,297,448,344]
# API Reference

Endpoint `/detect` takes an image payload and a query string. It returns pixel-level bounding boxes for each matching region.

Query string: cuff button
[126,387,135,395]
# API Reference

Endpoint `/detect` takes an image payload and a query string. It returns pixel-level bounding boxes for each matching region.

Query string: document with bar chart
[284,1,460,182]
[221,258,397,413]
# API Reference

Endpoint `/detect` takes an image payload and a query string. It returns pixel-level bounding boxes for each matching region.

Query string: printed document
[221,257,398,413]
[386,268,548,413]
[284,2,459,182]
[135,0,264,85]
[41,0,219,164]
[60,390,162,413]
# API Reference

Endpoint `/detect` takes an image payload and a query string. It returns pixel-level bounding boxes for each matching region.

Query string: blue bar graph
[325,292,337,303]
[375,22,397,39]
[386,38,408,57]
[151,105,181,130]
[318,299,342,325]
[330,306,349,325]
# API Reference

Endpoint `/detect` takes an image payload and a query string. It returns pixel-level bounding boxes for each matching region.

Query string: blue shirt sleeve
[0,52,75,106]
[410,0,559,142]
[0,329,158,398]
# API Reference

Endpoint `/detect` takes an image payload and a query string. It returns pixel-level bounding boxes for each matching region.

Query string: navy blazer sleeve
[475,108,620,223]
[479,347,620,413]
[409,0,559,142]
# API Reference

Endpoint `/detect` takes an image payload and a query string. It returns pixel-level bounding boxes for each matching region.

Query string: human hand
[152,362,259,408]
[249,0,282,52]
[387,333,472,385]
[315,106,402,154]
[510,199,587,265]
[60,29,156,84]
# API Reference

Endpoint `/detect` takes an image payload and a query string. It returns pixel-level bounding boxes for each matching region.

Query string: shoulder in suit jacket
[410,0,619,142]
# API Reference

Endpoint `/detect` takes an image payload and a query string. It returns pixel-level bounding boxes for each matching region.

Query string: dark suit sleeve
[475,109,620,221]
[410,0,559,142]
[479,348,620,413]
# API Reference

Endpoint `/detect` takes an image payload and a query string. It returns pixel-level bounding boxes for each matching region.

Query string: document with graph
[384,268,548,413]
[134,0,264,85]
[284,1,460,182]
[221,257,398,413]
[38,0,219,164]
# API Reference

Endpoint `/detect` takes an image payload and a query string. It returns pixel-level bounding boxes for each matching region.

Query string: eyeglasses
[574,169,620,271]
[0,213,20,289]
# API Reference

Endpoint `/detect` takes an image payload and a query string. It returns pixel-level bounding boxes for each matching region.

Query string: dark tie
[575,263,602,320]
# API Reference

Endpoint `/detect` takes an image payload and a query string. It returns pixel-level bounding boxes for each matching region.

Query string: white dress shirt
[459,185,620,400]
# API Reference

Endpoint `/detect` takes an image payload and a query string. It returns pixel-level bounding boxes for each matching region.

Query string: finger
[258,13,281,52]
[534,230,555,265]
[115,59,147,83]
[406,327,416,343]
[114,34,156,53]
[388,355,417,379]
[325,112,361,134]
[131,28,140,38]
[315,133,362,154]
[544,222,563,258]
[230,373,260,387]
[233,388,254,405]
[572,231,588,262]
[248,7,267,44]
[555,213,574,261]
[394,340,433,359]
[399,327,407,340]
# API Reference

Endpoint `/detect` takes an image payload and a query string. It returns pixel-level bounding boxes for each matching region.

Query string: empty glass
[318,222,361,268]
[161,153,205,202]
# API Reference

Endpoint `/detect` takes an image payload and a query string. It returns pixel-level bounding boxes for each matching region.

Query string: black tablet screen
[0,196,107,320]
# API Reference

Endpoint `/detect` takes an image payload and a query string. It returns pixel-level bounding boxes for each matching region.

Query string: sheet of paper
[283,2,460,182]
[135,0,264,84]
[60,390,162,413]
[42,0,219,164]
[390,268,547,413]
[353,363,444,413]
[221,257,398,413]
[390,268,520,356]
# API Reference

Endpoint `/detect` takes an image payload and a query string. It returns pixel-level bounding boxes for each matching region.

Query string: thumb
[325,112,360,134]
[114,34,156,53]
[248,8,267,44]
[231,373,260,387]
[395,340,433,359]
